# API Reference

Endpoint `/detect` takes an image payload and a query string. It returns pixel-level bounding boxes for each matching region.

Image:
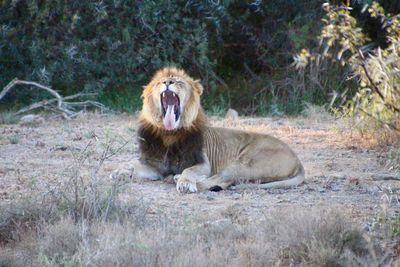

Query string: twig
[372,175,400,181]
[0,79,73,119]
[15,93,97,115]
[243,62,262,81]
[67,100,109,112]
[358,107,400,131]
[1,78,107,119]
[192,61,229,89]
[357,49,400,114]
[0,78,18,100]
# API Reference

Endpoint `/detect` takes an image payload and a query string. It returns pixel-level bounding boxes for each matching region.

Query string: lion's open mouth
[161,91,180,130]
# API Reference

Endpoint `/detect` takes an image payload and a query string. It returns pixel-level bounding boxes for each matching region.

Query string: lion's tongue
[163,105,176,130]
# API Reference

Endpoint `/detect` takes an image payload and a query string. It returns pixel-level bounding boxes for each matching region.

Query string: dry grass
[1,196,399,266]
[0,112,19,125]
[1,113,399,266]
[301,102,333,123]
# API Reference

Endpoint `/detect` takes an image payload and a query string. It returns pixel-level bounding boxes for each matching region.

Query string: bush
[295,1,400,137]
[2,1,397,115]
[0,1,216,109]
[0,0,330,114]
[3,203,398,266]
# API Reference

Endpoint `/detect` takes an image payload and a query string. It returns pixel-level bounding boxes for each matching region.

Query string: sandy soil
[0,113,399,228]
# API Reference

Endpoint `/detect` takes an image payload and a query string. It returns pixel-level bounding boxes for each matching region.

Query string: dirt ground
[0,113,399,229]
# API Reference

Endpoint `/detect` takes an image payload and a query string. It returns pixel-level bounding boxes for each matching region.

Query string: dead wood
[0,79,109,119]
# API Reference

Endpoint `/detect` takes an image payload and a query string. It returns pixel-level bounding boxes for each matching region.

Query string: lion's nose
[163,80,174,87]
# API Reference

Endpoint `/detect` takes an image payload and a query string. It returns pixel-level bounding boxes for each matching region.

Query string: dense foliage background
[0,0,399,116]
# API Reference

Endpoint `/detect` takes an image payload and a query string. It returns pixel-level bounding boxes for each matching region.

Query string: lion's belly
[203,126,301,180]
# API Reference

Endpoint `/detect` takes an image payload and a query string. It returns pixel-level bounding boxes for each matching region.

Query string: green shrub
[3,0,396,115]
[0,112,19,124]
[0,0,330,114]
[0,0,216,110]
[296,2,400,136]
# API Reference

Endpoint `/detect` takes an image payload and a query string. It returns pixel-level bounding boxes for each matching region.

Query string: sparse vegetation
[1,114,399,266]
[8,135,20,144]
[386,146,400,170]
[296,2,400,140]
[1,0,400,265]
[391,215,400,238]
[0,0,342,115]
[0,112,19,125]
[1,197,398,266]
[301,102,333,122]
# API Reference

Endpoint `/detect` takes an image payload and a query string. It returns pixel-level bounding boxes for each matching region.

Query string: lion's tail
[232,164,305,190]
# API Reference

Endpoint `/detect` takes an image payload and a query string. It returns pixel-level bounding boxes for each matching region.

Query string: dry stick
[15,93,97,115]
[372,175,400,181]
[67,100,108,112]
[0,78,18,100]
[357,49,400,114]
[0,78,74,119]
[192,61,229,89]
[243,62,262,81]
[1,79,106,119]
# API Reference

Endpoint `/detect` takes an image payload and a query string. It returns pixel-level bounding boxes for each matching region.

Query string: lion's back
[202,126,297,175]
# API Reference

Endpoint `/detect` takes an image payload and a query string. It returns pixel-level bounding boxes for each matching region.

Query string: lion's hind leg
[231,165,305,190]
[197,157,305,191]
[196,174,235,192]
[195,159,256,191]
[195,163,248,191]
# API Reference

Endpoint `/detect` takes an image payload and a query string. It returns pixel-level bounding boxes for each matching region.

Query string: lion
[113,67,305,193]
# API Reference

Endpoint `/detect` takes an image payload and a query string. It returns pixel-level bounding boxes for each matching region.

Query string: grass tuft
[3,200,398,266]
[0,112,19,125]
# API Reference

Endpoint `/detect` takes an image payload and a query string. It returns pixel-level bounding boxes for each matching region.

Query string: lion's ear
[193,80,204,96]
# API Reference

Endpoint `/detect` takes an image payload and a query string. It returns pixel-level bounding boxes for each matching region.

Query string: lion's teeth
[162,92,165,97]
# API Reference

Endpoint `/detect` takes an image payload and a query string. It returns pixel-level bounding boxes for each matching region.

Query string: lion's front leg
[175,153,211,193]
[110,159,162,181]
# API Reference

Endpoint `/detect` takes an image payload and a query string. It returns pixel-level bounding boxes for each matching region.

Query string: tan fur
[117,67,305,193]
[141,67,204,131]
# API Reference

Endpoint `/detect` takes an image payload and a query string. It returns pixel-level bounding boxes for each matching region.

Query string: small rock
[225,108,239,120]
[349,177,360,185]
[206,195,215,201]
[19,114,44,126]
[147,207,157,214]
[35,141,46,148]
[52,145,68,151]
[72,135,83,141]
[232,194,241,200]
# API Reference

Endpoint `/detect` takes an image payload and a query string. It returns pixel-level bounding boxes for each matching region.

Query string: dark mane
[137,115,205,177]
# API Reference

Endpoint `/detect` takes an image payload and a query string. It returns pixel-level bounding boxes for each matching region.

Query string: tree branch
[15,93,97,115]
[1,78,107,119]
[358,49,400,114]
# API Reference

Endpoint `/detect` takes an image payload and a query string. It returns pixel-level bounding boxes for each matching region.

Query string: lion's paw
[110,167,135,181]
[176,176,198,193]
[173,174,181,183]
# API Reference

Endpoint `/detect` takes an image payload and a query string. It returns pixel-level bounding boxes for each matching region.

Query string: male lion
[114,67,305,193]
